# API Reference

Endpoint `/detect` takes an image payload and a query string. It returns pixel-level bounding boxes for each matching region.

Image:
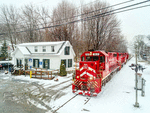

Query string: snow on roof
[18,41,65,46]
[13,41,75,56]
[0,60,13,64]
[18,46,30,55]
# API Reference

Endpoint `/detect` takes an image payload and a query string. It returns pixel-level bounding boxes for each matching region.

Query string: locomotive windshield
[81,56,105,63]
[100,56,105,63]
[86,56,99,61]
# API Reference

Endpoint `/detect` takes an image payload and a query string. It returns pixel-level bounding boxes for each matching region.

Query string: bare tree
[34,6,51,41]
[81,1,126,52]
[0,5,20,50]
[50,0,77,43]
[132,35,145,59]
[20,4,43,42]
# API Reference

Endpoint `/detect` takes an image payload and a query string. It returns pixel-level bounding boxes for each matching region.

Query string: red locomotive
[72,50,129,96]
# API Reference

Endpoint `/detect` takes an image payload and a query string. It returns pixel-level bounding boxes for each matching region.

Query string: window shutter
[43,59,45,68]
[17,59,19,67]
[65,47,67,55]
[33,59,35,67]
[38,59,39,67]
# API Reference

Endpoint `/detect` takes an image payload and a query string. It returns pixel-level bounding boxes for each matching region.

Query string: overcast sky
[1,0,150,43]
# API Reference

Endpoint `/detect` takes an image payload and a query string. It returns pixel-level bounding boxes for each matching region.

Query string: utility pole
[134,48,139,107]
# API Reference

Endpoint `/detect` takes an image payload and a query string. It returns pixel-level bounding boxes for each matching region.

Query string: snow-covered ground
[1,57,150,113]
[48,57,150,113]
[82,58,150,113]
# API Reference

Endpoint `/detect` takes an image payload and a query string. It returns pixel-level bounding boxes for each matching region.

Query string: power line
[0,0,134,32]
[44,2,150,29]
[2,0,134,31]
[0,0,150,35]
[83,0,150,22]
[48,0,134,24]
[24,0,101,23]
[24,0,150,29]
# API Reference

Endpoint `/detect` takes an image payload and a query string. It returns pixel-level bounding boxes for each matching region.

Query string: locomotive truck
[72,50,129,96]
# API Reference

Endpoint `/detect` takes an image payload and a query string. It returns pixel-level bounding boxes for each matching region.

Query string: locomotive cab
[80,52,105,71]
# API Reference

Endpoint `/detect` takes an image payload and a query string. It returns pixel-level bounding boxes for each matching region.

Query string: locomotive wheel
[75,85,79,90]
[81,85,87,91]
[90,87,95,93]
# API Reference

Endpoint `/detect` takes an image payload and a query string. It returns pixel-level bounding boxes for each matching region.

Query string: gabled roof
[13,41,75,56]
[12,46,31,56]
[18,46,30,55]
[18,41,65,46]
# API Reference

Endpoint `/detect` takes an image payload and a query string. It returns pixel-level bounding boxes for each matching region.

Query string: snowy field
[1,57,150,113]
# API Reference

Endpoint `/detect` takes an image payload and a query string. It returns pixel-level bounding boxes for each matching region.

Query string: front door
[43,59,50,69]
[33,59,39,68]
[25,59,28,70]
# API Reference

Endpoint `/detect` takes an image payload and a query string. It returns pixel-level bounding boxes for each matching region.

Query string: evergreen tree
[0,40,8,60]
[59,61,67,76]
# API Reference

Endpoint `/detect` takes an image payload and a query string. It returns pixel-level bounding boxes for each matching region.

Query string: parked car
[0,63,14,70]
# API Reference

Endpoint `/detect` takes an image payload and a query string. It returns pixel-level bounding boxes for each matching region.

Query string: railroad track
[52,94,78,113]
[52,94,91,113]
[84,97,91,105]
[48,78,72,89]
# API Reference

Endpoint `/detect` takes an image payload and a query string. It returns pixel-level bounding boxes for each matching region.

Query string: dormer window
[34,46,38,52]
[43,46,46,52]
[51,46,55,52]
[65,46,70,55]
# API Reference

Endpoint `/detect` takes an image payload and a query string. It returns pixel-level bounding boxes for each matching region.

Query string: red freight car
[72,50,129,96]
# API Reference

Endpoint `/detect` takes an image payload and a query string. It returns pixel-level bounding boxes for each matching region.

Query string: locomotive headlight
[93,53,99,56]
[77,76,79,78]
[89,76,94,80]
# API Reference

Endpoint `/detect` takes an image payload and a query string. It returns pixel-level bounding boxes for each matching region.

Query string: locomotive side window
[113,54,117,57]
[82,56,85,61]
[100,56,105,62]
[86,57,92,61]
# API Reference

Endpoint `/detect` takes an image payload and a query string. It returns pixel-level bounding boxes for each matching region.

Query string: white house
[12,41,75,70]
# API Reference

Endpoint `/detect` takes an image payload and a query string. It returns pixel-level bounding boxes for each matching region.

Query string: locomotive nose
[79,62,96,80]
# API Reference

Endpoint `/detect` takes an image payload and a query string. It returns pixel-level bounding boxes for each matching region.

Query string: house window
[51,46,55,52]
[17,59,22,67]
[61,59,66,68]
[68,59,72,68]
[43,46,46,52]
[35,46,38,52]
[65,46,70,55]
